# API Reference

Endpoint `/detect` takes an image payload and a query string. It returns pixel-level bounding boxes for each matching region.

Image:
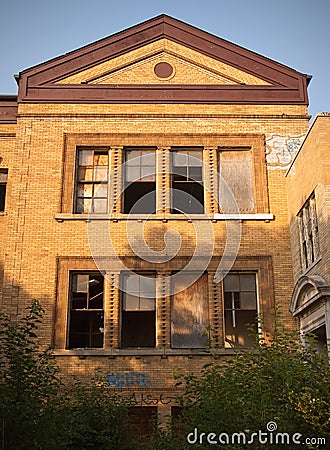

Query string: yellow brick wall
[286,114,330,284]
[0,124,16,307]
[0,101,309,399]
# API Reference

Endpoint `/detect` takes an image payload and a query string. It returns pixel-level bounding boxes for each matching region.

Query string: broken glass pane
[94,152,108,166]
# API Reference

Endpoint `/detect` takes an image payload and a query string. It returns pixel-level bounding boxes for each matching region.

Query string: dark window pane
[0,184,6,212]
[72,292,87,309]
[69,273,104,349]
[123,182,156,214]
[189,166,203,181]
[172,182,204,214]
[121,311,156,347]
[172,166,187,180]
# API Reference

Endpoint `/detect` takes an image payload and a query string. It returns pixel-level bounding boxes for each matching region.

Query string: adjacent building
[0,15,312,422]
[287,113,330,353]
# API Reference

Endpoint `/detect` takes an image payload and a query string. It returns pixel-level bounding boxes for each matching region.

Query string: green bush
[175,320,330,449]
[0,301,134,450]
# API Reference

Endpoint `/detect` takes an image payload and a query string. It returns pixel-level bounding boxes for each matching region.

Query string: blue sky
[1,0,329,120]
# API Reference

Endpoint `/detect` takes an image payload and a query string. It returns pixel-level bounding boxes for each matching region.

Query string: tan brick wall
[286,114,330,284]
[0,99,309,400]
[0,124,16,307]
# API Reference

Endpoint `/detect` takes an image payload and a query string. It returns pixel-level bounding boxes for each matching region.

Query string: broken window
[171,148,204,214]
[171,272,209,348]
[218,149,255,213]
[68,273,104,348]
[224,273,257,348]
[121,272,156,348]
[123,148,156,214]
[75,148,109,213]
[298,192,319,269]
[0,169,8,212]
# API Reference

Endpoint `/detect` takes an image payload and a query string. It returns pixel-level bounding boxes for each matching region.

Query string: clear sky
[1,0,329,120]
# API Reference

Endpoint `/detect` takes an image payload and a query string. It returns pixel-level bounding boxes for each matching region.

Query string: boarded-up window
[224,273,257,348]
[171,273,209,348]
[219,149,254,213]
[75,148,109,213]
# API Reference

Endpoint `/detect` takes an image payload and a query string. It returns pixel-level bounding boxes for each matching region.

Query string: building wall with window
[286,113,330,353]
[0,15,311,421]
[0,97,16,305]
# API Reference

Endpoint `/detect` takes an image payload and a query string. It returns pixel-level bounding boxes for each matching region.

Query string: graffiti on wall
[107,372,151,388]
[265,134,305,170]
[128,392,176,406]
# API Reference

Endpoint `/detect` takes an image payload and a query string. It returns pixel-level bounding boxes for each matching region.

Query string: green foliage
[174,319,330,449]
[0,301,134,450]
[0,300,60,449]
[1,302,329,450]
[47,379,133,450]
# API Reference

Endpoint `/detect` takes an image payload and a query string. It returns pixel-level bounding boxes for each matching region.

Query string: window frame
[218,147,255,214]
[298,192,319,270]
[170,271,209,349]
[223,272,258,348]
[120,271,157,348]
[67,271,105,349]
[0,168,8,213]
[60,133,269,217]
[170,147,205,214]
[74,147,109,214]
[123,147,157,214]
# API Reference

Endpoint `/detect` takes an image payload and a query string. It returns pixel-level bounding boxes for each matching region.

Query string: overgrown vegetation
[0,302,329,449]
[174,319,330,449]
[0,301,134,449]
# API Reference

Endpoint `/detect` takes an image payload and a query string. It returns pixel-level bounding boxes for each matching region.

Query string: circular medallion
[154,62,174,79]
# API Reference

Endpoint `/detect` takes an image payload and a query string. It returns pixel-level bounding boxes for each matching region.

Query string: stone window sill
[55,213,274,222]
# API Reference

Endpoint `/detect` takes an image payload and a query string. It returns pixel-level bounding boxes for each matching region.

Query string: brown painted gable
[16,15,310,105]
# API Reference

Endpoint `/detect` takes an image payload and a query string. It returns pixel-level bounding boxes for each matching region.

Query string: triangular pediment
[17,15,309,104]
[57,39,271,86]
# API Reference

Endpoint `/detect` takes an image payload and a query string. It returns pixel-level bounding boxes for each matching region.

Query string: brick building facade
[0,15,312,422]
[287,113,330,353]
